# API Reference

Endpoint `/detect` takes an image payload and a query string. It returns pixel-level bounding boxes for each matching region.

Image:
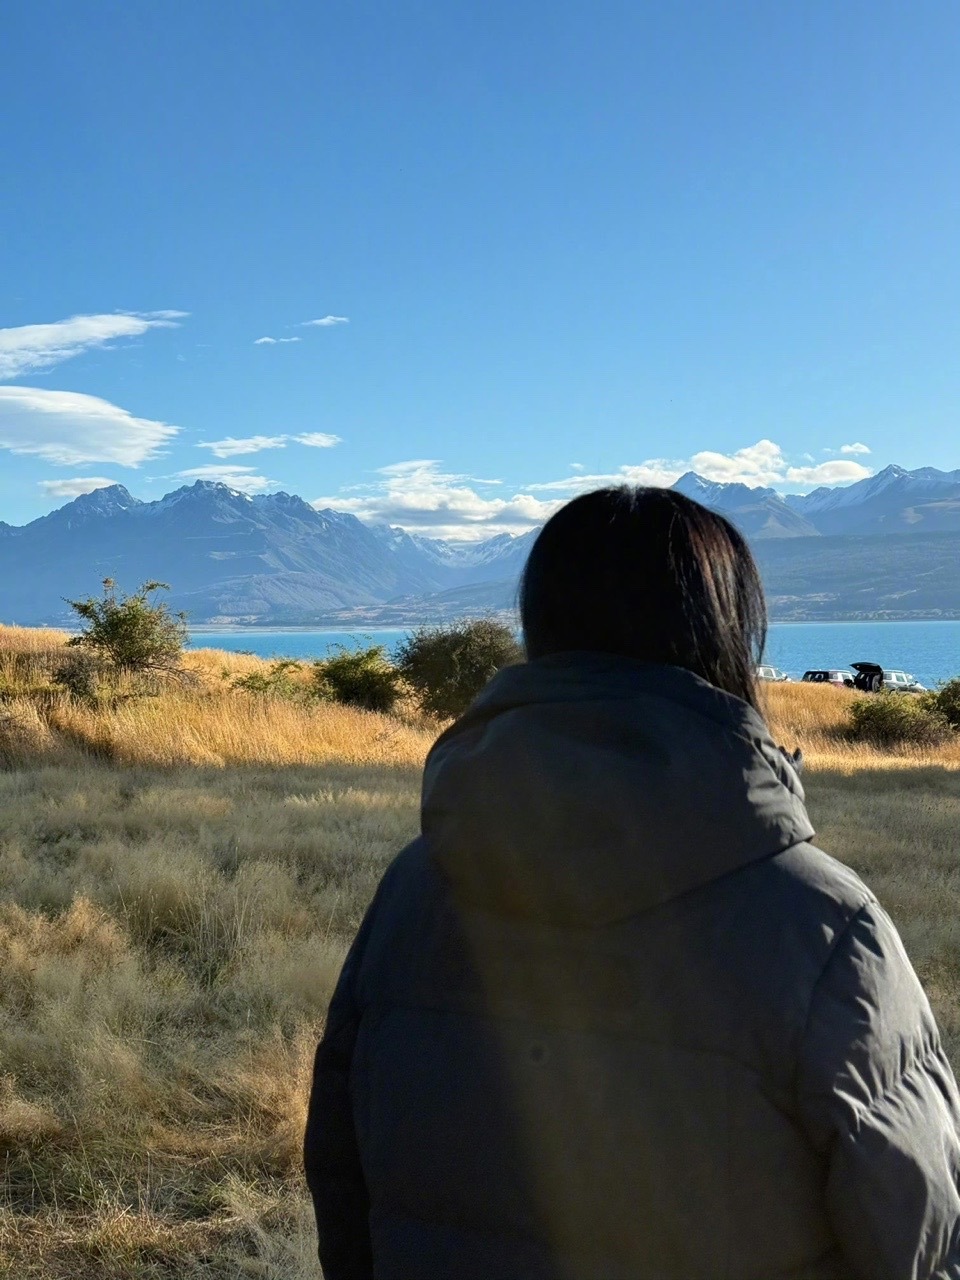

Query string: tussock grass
[0,629,431,1276]
[0,756,425,1277]
[763,678,960,769]
[1,628,959,1275]
[0,622,72,653]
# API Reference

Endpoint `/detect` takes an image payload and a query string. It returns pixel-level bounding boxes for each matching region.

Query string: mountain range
[1,463,959,625]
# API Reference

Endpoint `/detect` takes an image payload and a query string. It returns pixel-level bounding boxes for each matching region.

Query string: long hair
[519,486,767,710]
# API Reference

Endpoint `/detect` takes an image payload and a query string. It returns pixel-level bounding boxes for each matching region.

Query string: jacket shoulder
[746,840,876,937]
[679,842,879,1074]
[375,836,443,908]
[354,839,455,992]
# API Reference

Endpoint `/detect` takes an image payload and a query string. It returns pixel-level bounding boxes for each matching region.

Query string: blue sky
[2,1,958,538]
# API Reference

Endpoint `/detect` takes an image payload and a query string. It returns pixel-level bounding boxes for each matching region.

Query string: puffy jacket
[305,653,960,1279]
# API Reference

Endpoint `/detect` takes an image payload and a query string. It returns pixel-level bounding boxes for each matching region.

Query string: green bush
[924,678,960,731]
[313,645,402,714]
[395,619,522,720]
[66,579,187,676]
[847,692,954,749]
[231,659,306,699]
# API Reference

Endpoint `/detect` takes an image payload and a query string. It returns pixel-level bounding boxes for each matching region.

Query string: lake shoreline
[188,615,960,634]
[186,619,960,689]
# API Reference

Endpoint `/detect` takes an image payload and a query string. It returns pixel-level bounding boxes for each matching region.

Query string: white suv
[756,665,790,682]
[883,670,926,693]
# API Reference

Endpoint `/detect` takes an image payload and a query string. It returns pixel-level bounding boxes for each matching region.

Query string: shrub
[66,579,187,676]
[395,619,522,720]
[924,678,960,731]
[847,692,954,749]
[52,649,104,701]
[232,659,306,700]
[313,645,402,714]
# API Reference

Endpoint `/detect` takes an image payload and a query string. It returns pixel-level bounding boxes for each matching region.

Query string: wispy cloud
[0,311,186,380]
[38,477,117,499]
[198,431,342,458]
[840,441,871,455]
[302,316,349,327]
[312,460,556,541]
[0,387,178,466]
[199,434,290,458]
[175,465,277,495]
[294,432,341,448]
[253,336,301,345]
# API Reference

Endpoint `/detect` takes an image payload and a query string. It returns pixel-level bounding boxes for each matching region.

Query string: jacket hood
[422,653,814,925]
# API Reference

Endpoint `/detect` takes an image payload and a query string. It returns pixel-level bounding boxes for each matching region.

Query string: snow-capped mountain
[0,482,537,624]
[672,472,819,538]
[782,465,960,535]
[672,465,960,538]
[2,466,960,624]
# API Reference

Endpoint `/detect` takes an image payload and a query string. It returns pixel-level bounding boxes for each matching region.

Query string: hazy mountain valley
[2,464,960,625]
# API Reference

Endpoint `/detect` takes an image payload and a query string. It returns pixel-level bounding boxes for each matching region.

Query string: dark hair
[519,486,767,710]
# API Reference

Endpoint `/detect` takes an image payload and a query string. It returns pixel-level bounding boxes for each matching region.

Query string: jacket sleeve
[304,893,381,1280]
[797,902,960,1279]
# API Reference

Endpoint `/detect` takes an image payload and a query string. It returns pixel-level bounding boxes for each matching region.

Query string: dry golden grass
[0,750,427,1276]
[0,622,72,653]
[1,630,959,1275]
[763,678,960,770]
[0,631,432,1276]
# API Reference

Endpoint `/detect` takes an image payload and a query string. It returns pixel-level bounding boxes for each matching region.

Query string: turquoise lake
[188,620,960,689]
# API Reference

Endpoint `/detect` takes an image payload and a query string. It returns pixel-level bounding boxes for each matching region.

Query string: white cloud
[308,441,878,540]
[0,386,178,465]
[199,434,289,458]
[294,431,342,448]
[175,465,276,495]
[38,477,117,499]
[530,438,873,497]
[688,439,786,486]
[784,460,873,486]
[840,441,871,455]
[0,311,186,380]
[198,431,342,458]
[303,315,349,327]
[312,460,558,541]
[253,336,301,345]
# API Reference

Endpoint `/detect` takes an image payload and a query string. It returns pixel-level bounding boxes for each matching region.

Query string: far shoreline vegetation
[178,611,960,631]
[2,606,960,1275]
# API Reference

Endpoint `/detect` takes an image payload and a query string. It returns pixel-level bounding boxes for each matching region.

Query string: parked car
[849,662,927,694]
[756,665,790,682]
[882,670,927,693]
[851,662,885,693]
[801,669,855,688]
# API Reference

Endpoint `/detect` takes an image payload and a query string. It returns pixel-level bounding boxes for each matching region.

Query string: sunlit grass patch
[1,627,960,1275]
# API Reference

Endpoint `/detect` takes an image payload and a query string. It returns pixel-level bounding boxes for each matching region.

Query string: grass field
[2,624,959,1277]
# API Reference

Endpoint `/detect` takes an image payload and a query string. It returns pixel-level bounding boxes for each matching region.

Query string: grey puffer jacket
[305,654,960,1279]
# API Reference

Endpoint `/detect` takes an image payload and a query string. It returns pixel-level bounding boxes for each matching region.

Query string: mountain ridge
[2,467,960,624]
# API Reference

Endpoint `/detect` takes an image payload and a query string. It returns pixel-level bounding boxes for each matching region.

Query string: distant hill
[2,467,960,625]
[337,533,960,625]
[752,532,960,620]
